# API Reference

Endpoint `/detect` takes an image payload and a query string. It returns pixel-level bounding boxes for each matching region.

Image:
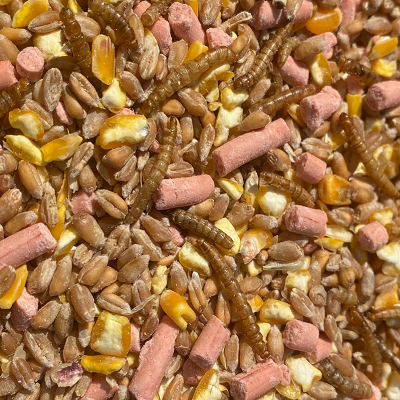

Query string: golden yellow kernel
[347,94,362,118]
[214,218,241,256]
[40,135,83,162]
[9,109,44,140]
[6,135,46,166]
[49,204,66,241]
[185,40,208,62]
[306,8,342,34]
[0,265,28,309]
[92,34,115,85]
[81,355,126,374]
[54,227,80,257]
[317,174,351,205]
[306,53,332,87]
[12,0,49,28]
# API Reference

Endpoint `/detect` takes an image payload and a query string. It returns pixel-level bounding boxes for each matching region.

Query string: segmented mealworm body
[276,36,301,67]
[125,118,177,225]
[318,358,373,399]
[375,336,400,371]
[349,306,382,383]
[340,113,400,198]
[261,171,315,208]
[59,8,93,79]
[337,56,382,86]
[331,286,358,305]
[233,21,294,89]
[141,0,173,26]
[140,47,235,116]
[171,209,234,250]
[249,84,318,115]
[369,306,400,321]
[196,239,269,359]
[0,78,34,119]
[91,0,137,51]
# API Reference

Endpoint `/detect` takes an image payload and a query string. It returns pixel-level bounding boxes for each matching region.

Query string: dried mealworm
[330,286,358,306]
[141,0,173,26]
[140,47,235,116]
[318,358,373,399]
[349,306,382,383]
[337,56,382,86]
[250,84,318,115]
[375,336,400,371]
[276,36,301,67]
[196,239,269,359]
[369,306,400,321]
[59,8,93,79]
[170,209,234,249]
[0,78,34,119]
[125,117,177,225]
[260,171,316,208]
[233,21,294,89]
[90,0,137,52]
[339,113,400,198]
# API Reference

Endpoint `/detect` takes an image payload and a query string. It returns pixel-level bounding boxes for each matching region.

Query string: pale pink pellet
[130,321,141,353]
[279,56,309,87]
[0,60,17,91]
[366,81,400,111]
[81,374,118,400]
[16,47,44,82]
[55,101,74,125]
[284,205,328,237]
[10,288,39,331]
[302,334,332,364]
[295,152,327,184]
[206,27,234,48]
[182,358,205,385]
[356,221,389,252]
[283,320,319,352]
[71,190,98,215]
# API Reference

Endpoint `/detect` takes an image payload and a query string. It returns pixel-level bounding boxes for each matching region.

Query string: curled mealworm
[318,357,373,399]
[349,306,382,383]
[339,113,400,199]
[369,306,400,321]
[141,0,173,26]
[140,47,236,116]
[196,238,269,359]
[170,209,234,250]
[125,117,178,225]
[260,171,316,208]
[337,56,382,86]
[249,84,318,115]
[0,78,34,119]
[276,36,301,68]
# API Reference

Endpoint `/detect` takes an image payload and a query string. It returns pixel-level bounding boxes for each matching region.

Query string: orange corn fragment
[92,34,115,85]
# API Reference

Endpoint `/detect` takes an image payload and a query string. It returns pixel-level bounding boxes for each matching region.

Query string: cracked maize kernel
[286,103,307,128]
[314,237,344,251]
[306,8,342,34]
[99,115,149,150]
[206,83,220,102]
[67,0,83,13]
[370,208,394,226]
[127,352,139,368]
[214,218,240,256]
[347,94,362,118]
[259,299,295,324]
[56,174,68,208]
[325,225,353,242]
[49,204,66,241]
[33,30,67,62]
[0,265,27,309]
[286,356,322,392]
[179,242,212,276]
[374,144,393,170]
[257,321,271,342]
[369,37,398,60]
[193,62,234,95]
[257,185,290,217]
[6,135,46,166]
[248,294,263,312]
[286,270,311,293]
[245,260,262,276]
[387,371,400,400]
[306,53,331,88]
[193,369,221,400]
[92,34,115,85]
[317,174,351,205]
[90,310,131,357]
[185,40,208,62]
[101,78,126,113]
[54,227,80,257]
[216,177,244,200]
[12,0,49,28]
[214,106,243,147]
[221,86,249,110]
[374,284,398,309]
[81,355,125,375]
[371,58,397,78]
[186,0,199,16]
[152,265,168,295]
[9,109,44,141]
[377,241,400,276]
[41,135,83,163]
[324,130,346,151]
[276,380,301,399]
[160,289,196,330]
[257,390,281,400]
[240,229,272,264]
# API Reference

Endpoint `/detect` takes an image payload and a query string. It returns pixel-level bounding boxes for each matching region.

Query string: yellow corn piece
[152,265,168,295]
[323,130,346,150]
[92,34,115,85]
[259,299,295,324]
[99,114,149,150]
[216,177,244,200]
[377,241,400,276]
[286,356,322,392]
[179,242,211,276]
[306,53,332,87]
[160,289,196,330]
[257,321,271,342]
[385,161,398,180]
[347,94,362,118]
[0,0,13,6]
[369,37,398,60]
[205,83,220,103]
[184,0,198,16]
[387,371,400,400]
[185,40,208,62]
[245,260,262,277]
[101,78,126,113]
[221,86,249,110]
[370,207,394,226]
[317,174,351,205]
[12,0,49,28]
[240,229,272,264]
[56,173,68,208]
[325,225,353,242]
[193,62,233,95]
[49,204,66,241]
[54,227,80,257]
[314,237,344,251]
[29,203,43,223]
[257,185,290,217]
[371,58,397,78]
[40,135,82,162]
[275,380,301,400]
[286,270,311,293]
[81,355,125,374]
[214,106,243,147]
[306,7,342,34]
[33,30,68,62]
[193,369,221,400]
[9,109,44,140]
[374,284,398,309]
[6,135,46,166]
[127,352,139,368]
[243,172,258,210]
[248,294,263,312]
[67,0,83,12]
[235,222,248,238]
[214,218,240,256]
[286,103,307,128]
[374,144,393,170]
[0,265,28,309]
[90,310,131,357]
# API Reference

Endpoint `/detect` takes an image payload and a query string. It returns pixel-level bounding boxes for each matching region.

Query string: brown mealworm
[369,306,400,321]
[340,113,400,199]
[337,56,382,86]
[375,336,400,371]
[170,209,234,250]
[0,78,34,119]
[276,36,301,67]
[141,0,173,26]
